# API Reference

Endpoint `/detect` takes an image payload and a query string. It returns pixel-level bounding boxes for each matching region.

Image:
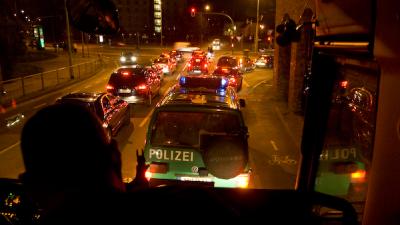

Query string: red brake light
[351,170,366,183]
[136,84,147,90]
[145,170,152,181]
[340,80,348,89]
[222,68,229,73]
[204,63,208,68]
[106,84,114,90]
[122,71,130,76]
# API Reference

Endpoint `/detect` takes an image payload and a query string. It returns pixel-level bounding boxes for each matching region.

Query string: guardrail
[0,58,104,107]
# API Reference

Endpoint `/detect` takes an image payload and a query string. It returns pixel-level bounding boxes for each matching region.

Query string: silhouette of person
[19,103,147,224]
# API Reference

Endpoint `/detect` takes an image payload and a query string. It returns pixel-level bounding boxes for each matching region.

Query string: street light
[254,0,260,53]
[205,5,210,11]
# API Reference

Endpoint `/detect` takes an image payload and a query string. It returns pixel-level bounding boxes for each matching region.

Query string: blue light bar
[220,78,228,89]
[179,76,186,85]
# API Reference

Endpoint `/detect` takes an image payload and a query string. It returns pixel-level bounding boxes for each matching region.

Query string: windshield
[150,111,242,147]
[0,1,380,224]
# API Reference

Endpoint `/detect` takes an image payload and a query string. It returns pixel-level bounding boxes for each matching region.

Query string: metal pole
[64,0,74,79]
[86,35,90,57]
[81,32,85,57]
[203,12,235,38]
[255,0,260,53]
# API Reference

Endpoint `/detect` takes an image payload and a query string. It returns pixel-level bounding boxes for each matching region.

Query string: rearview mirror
[67,0,119,34]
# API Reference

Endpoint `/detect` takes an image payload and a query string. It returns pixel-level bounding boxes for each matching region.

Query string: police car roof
[158,88,239,110]
[158,77,239,110]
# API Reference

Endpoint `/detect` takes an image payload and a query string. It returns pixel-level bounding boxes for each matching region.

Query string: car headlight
[130,56,137,62]
[120,56,126,62]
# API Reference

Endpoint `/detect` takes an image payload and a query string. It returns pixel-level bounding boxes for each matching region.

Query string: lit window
[155,19,162,26]
[154,12,161,18]
[154,5,161,11]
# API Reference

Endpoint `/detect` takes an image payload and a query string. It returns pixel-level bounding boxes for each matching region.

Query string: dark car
[144,76,250,188]
[119,51,138,66]
[169,50,183,63]
[153,57,176,74]
[213,66,243,92]
[238,57,255,72]
[106,66,161,106]
[186,55,209,75]
[216,56,239,69]
[56,92,131,138]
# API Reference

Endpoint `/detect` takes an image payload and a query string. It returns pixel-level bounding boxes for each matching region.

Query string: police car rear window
[150,111,242,147]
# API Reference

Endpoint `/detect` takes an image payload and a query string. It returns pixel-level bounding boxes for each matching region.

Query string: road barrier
[0,58,104,108]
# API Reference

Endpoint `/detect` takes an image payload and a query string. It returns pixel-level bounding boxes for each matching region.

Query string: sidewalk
[0,49,104,113]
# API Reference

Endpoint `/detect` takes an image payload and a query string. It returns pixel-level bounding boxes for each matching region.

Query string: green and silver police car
[144,76,250,188]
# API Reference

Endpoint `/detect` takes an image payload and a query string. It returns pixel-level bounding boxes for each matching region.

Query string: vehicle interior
[0,0,399,225]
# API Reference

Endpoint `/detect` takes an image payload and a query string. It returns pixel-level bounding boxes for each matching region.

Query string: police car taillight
[351,170,366,183]
[145,171,152,181]
[235,174,249,188]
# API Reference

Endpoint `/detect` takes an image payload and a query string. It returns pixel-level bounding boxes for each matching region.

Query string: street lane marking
[139,109,154,128]
[0,141,20,155]
[270,140,279,151]
[253,79,269,89]
[33,103,47,110]
[84,85,92,89]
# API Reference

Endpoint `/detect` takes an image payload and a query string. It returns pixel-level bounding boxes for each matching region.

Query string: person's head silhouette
[20,103,125,209]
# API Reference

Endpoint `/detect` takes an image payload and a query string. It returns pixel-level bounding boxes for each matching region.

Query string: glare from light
[145,171,152,181]
[130,56,137,62]
[120,56,126,62]
[236,175,249,188]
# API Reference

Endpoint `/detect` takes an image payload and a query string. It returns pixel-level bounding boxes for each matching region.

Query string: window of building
[154,12,161,18]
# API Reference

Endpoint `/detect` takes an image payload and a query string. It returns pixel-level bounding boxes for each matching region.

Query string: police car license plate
[118,88,131,93]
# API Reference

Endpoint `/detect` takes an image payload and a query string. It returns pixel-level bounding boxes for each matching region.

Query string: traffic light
[190,7,196,17]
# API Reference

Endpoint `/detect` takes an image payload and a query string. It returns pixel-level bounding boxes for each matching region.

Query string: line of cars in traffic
[53,47,257,189]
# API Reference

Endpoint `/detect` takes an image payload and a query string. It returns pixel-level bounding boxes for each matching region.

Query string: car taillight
[236,174,249,188]
[229,77,237,84]
[351,170,366,183]
[340,80,348,89]
[145,171,152,181]
[136,84,147,90]
[106,84,114,90]
[204,63,208,68]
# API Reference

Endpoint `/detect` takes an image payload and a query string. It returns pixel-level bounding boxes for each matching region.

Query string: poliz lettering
[149,149,194,162]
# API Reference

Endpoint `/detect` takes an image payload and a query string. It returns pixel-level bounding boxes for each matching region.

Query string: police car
[144,76,250,188]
